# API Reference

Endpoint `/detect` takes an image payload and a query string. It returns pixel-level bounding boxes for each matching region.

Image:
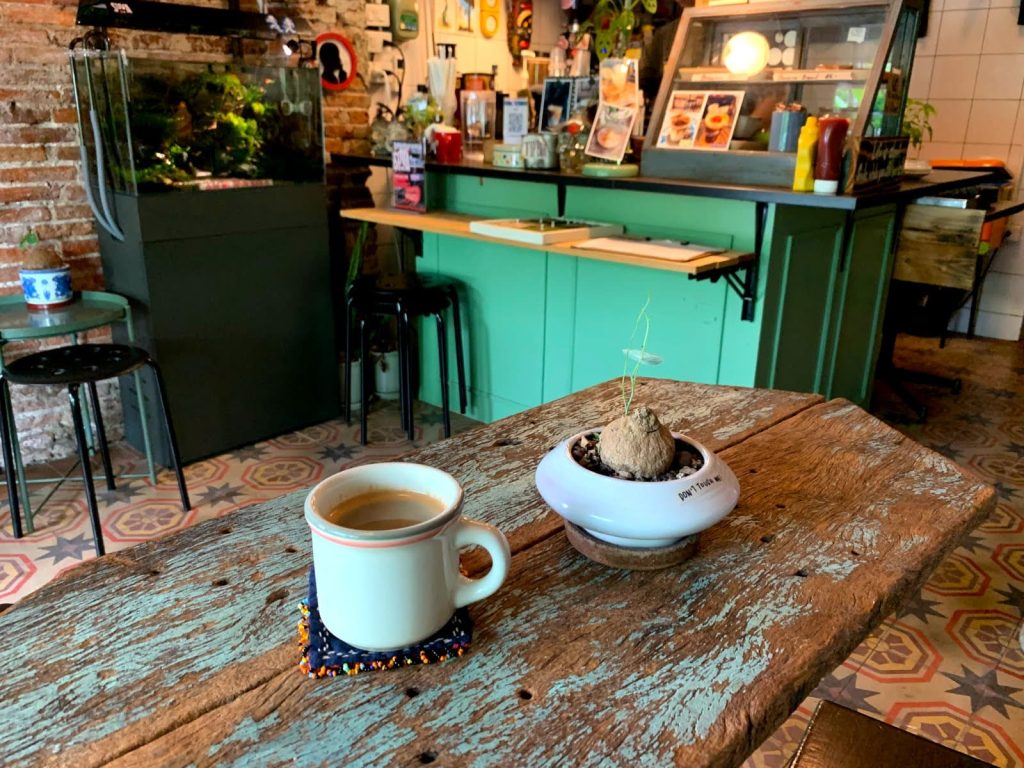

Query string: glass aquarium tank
[69,51,324,196]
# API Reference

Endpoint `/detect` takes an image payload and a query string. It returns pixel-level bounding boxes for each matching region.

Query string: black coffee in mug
[327,490,445,531]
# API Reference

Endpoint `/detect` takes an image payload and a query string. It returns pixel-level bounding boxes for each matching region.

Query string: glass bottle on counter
[558,121,588,174]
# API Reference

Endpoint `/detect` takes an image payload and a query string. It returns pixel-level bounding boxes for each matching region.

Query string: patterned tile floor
[0,400,478,603]
[746,335,1024,767]
[0,335,1021,764]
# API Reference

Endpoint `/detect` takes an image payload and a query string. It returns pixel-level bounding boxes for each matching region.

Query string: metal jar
[521,132,559,169]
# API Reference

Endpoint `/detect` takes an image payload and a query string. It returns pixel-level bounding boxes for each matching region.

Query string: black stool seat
[5,344,147,385]
[350,283,452,315]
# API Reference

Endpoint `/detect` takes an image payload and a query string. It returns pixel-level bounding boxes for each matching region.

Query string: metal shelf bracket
[687,201,766,323]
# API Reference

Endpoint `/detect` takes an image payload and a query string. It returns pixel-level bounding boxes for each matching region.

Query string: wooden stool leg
[0,377,23,540]
[88,382,116,491]
[448,287,467,414]
[69,384,104,557]
[359,314,369,446]
[146,360,191,512]
[435,312,451,439]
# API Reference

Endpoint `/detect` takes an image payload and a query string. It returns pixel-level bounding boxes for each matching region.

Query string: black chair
[0,344,190,556]
[343,275,467,446]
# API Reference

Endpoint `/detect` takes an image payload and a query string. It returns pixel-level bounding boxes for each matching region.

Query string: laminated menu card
[656,90,744,151]
[391,140,427,213]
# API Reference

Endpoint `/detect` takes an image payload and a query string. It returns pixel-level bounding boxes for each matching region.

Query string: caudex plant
[18,230,63,270]
[592,298,679,480]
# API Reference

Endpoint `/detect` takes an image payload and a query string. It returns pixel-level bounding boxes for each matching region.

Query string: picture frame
[315,32,357,92]
[584,105,637,163]
[539,77,573,131]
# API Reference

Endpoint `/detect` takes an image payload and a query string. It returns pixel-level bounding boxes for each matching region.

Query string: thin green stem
[621,296,651,416]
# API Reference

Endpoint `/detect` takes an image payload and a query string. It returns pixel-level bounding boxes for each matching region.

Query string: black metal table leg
[435,312,451,439]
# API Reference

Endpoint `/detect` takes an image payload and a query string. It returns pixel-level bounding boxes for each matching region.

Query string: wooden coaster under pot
[563,521,699,571]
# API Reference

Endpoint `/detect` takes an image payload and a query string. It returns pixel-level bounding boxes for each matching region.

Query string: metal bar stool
[0,290,158,533]
[344,281,467,445]
[0,344,190,556]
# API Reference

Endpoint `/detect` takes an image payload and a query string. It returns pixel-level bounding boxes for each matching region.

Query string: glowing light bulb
[722,32,771,77]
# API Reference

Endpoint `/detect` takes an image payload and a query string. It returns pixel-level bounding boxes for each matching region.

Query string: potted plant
[370,318,401,401]
[534,301,740,565]
[584,0,656,61]
[18,231,73,311]
[903,98,935,173]
[342,223,370,412]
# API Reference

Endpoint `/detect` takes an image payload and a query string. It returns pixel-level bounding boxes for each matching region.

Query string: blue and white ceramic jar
[20,265,73,310]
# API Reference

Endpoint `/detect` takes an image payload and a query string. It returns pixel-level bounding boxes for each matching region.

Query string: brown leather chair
[790,701,991,768]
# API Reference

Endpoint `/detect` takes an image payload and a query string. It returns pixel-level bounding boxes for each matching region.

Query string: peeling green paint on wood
[0,383,994,768]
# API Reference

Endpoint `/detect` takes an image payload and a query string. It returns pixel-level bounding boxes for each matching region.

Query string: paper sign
[847,26,866,43]
[391,140,426,213]
[502,98,530,145]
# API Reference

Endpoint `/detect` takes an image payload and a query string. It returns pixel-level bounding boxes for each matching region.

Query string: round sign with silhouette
[315,32,357,92]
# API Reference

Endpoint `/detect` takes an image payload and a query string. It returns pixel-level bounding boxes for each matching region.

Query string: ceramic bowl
[20,267,72,310]
[534,428,740,548]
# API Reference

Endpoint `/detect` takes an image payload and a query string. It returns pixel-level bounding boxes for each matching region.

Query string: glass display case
[69,52,324,197]
[642,0,924,190]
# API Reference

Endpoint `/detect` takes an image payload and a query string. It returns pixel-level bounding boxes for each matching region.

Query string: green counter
[412,173,896,422]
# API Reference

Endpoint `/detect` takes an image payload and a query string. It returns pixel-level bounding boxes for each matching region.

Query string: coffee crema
[327,489,446,531]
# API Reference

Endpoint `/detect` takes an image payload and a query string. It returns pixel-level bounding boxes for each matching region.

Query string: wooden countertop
[341,207,754,276]
[332,152,998,212]
[0,379,995,768]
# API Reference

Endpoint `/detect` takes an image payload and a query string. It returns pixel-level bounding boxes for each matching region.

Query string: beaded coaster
[298,567,472,677]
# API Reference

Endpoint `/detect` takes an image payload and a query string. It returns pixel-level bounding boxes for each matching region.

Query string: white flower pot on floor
[340,360,362,412]
[373,351,400,400]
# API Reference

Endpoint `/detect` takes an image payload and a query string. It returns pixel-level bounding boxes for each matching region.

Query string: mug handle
[452,518,511,609]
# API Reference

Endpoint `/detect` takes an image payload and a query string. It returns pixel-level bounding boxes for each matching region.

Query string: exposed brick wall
[0,0,368,465]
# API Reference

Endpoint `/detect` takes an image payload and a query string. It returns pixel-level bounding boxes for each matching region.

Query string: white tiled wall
[910,0,1024,341]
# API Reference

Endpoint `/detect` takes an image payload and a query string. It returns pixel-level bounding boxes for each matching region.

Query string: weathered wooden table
[0,380,994,768]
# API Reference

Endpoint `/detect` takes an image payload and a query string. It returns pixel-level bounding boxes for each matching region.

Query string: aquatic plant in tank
[71,53,324,192]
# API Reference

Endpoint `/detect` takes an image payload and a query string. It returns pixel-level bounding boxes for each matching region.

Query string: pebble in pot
[598,405,675,480]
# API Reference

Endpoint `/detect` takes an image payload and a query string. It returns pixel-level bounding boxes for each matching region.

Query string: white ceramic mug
[305,462,511,651]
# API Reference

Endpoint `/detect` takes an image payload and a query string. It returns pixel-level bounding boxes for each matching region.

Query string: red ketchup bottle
[813,117,850,195]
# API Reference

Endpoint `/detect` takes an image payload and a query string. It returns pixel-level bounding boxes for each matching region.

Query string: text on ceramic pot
[678,475,722,502]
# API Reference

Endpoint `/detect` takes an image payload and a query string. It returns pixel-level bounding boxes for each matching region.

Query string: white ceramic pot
[373,350,400,400]
[305,462,511,651]
[534,428,740,548]
[20,266,72,310]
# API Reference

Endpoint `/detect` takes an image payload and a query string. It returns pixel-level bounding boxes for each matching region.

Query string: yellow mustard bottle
[792,116,819,193]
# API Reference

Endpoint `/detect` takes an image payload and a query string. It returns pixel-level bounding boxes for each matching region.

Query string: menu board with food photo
[656,91,705,149]
[599,58,640,110]
[584,104,638,163]
[657,90,745,151]
[695,92,743,149]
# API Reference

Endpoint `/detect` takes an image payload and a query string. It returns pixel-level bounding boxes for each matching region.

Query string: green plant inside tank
[128,68,321,189]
